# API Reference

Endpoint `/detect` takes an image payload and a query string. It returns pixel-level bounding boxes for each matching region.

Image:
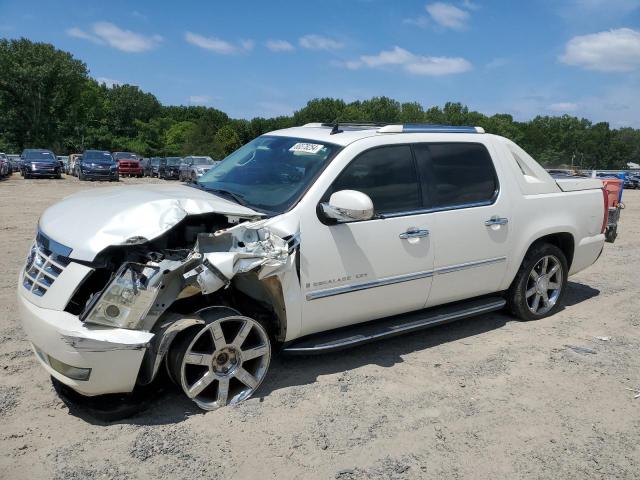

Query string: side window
[331,145,421,214]
[413,143,498,208]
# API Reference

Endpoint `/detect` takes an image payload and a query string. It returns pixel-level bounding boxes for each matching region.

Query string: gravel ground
[0,173,638,479]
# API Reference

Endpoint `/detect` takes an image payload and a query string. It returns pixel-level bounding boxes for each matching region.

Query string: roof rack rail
[378,124,485,134]
[320,121,390,128]
[301,122,485,134]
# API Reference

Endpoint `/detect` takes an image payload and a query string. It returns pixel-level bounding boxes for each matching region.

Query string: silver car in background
[178,155,218,182]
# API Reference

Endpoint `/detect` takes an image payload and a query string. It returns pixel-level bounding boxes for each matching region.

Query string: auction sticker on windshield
[289,143,324,154]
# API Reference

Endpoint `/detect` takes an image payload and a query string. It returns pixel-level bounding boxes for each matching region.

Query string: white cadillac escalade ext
[18,123,608,411]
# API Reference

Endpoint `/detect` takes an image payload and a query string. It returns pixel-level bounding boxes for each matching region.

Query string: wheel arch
[506,230,576,291]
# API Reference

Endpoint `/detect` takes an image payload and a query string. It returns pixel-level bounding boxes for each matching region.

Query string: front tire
[507,243,568,321]
[167,312,271,411]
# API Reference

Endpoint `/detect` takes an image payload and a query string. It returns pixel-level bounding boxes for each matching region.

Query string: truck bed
[554,177,603,192]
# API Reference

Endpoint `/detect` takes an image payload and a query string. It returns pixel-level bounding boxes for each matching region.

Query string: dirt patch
[0,173,639,479]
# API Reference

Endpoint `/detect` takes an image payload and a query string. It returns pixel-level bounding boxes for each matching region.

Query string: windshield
[198,135,341,213]
[151,158,160,166]
[83,151,114,163]
[192,157,215,165]
[166,157,181,165]
[25,151,55,161]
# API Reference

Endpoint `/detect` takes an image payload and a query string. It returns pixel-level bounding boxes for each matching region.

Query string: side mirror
[320,190,374,223]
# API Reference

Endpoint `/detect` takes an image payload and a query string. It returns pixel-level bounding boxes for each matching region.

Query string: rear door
[413,142,512,307]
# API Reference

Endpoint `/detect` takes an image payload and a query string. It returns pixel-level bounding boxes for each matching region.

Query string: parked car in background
[178,155,217,182]
[144,157,162,177]
[0,153,9,177]
[113,152,143,177]
[68,154,82,175]
[7,154,21,173]
[78,150,118,181]
[20,149,61,179]
[160,157,182,179]
[623,175,639,189]
[57,156,69,171]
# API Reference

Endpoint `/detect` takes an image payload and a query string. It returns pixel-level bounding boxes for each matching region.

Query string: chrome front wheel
[172,315,271,411]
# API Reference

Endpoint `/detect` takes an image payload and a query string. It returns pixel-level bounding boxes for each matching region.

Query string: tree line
[1,38,639,169]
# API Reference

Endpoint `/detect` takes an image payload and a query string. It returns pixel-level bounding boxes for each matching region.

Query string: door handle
[399,228,430,239]
[485,216,509,226]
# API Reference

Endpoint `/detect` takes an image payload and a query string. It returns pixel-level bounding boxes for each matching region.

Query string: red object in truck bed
[601,178,622,208]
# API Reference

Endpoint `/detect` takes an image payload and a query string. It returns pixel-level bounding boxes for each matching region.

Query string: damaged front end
[64,215,298,386]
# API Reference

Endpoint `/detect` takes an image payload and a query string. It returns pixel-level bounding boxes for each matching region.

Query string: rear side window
[331,145,421,214]
[413,143,498,208]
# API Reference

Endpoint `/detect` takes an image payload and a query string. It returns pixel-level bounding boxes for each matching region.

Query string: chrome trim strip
[36,230,72,257]
[378,200,495,219]
[285,298,507,353]
[306,256,507,301]
[433,256,506,275]
[305,269,434,301]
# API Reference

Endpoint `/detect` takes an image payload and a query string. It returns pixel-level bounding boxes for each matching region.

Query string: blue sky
[1,0,640,126]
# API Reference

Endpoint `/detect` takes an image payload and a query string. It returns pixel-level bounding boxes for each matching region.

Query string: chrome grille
[22,234,71,297]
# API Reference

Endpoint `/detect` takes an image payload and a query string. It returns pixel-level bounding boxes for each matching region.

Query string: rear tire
[507,242,568,321]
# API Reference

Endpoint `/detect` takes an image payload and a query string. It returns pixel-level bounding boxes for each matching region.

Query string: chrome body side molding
[306,256,507,301]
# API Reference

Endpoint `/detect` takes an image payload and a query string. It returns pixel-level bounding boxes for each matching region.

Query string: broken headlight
[83,263,161,330]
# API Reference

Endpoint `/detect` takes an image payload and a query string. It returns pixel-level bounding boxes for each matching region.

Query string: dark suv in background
[78,150,118,181]
[20,149,61,179]
[160,157,182,179]
[144,157,162,177]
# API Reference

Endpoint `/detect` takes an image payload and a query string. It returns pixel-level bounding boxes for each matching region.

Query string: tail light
[601,187,608,234]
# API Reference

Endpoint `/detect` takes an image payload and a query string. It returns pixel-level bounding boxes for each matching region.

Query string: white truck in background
[18,123,608,412]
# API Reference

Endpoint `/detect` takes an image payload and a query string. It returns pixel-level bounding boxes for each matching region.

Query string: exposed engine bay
[62,212,298,383]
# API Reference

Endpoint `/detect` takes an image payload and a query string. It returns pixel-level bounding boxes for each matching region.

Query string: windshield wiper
[205,187,248,207]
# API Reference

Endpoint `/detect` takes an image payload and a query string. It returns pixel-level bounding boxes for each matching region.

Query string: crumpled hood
[39,184,263,262]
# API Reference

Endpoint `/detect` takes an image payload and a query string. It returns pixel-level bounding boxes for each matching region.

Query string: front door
[299,145,435,337]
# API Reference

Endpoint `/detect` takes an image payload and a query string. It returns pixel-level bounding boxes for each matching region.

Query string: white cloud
[95,77,123,88]
[461,0,480,10]
[67,22,162,52]
[345,46,472,76]
[548,102,579,112]
[265,39,295,52]
[189,95,213,105]
[403,16,430,28]
[185,32,253,54]
[425,2,470,30]
[66,27,103,44]
[560,28,640,72]
[299,34,344,50]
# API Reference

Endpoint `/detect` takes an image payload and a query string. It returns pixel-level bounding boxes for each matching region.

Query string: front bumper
[81,170,118,180]
[17,291,153,396]
[27,169,60,177]
[119,168,143,175]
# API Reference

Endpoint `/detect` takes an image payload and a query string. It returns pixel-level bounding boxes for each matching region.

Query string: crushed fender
[183,221,297,296]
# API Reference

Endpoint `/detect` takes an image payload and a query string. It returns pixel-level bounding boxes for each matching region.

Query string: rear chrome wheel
[508,242,568,321]
[170,315,271,411]
[525,255,563,315]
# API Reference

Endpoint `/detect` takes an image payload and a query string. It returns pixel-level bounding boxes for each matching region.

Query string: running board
[282,297,506,355]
